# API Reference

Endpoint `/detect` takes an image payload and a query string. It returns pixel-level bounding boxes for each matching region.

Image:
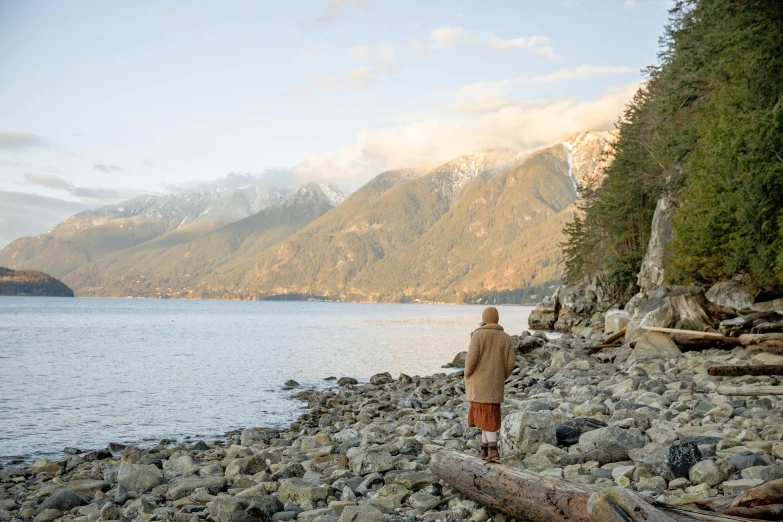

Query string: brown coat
[464,324,515,404]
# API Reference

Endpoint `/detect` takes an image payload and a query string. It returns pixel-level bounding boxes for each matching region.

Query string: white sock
[486,431,497,443]
[481,431,488,444]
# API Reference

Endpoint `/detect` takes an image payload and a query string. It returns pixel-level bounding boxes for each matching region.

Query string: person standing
[464,306,515,462]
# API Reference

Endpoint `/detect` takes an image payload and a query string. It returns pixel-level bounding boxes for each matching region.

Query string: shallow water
[0,297,533,463]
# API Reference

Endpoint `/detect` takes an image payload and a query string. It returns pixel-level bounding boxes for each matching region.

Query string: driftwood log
[429,449,754,522]
[717,385,783,396]
[642,326,727,339]
[604,328,627,344]
[708,365,783,377]
[721,312,783,336]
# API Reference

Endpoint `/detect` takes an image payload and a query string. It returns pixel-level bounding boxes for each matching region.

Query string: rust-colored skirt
[467,402,501,432]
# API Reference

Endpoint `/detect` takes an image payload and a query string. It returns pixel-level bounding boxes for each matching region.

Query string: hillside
[197,132,610,302]
[0,184,288,280]
[0,132,611,303]
[0,267,74,297]
[64,183,345,298]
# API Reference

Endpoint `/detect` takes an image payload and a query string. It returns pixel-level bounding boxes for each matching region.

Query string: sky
[0,0,673,247]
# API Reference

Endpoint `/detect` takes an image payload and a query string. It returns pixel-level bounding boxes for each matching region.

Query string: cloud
[301,0,366,29]
[0,190,90,248]
[23,172,73,190]
[94,163,127,174]
[291,82,640,185]
[300,43,399,91]
[141,159,155,167]
[447,65,636,113]
[0,132,52,153]
[164,168,300,193]
[424,26,559,60]
[22,171,138,201]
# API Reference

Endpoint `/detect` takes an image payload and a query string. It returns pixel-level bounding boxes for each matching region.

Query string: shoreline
[3,330,783,522]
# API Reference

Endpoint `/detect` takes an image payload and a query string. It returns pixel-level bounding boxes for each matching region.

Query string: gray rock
[226,456,269,478]
[448,352,467,368]
[555,418,608,446]
[240,427,279,446]
[270,463,306,481]
[528,289,560,330]
[369,372,393,385]
[117,461,164,493]
[730,452,773,471]
[689,460,723,487]
[723,478,765,496]
[578,426,646,465]
[338,504,385,522]
[625,299,670,343]
[166,476,227,500]
[499,411,558,455]
[34,509,62,522]
[741,465,783,482]
[706,280,757,310]
[637,194,675,293]
[349,449,394,475]
[206,496,282,522]
[39,489,88,512]
[605,310,630,335]
[629,332,681,362]
[408,491,443,513]
[337,377,358,386]
[275,478,330,504]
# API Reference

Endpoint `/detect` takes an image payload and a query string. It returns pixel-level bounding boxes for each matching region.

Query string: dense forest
[561,0,783,299]
[0,267,74,297]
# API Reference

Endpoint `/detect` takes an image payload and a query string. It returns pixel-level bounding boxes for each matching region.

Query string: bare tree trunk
[666,291,736,331]
[717,385,783,396]
[708,365,783,377]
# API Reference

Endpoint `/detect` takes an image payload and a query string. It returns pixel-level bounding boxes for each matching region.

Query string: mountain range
[0,131,611,303]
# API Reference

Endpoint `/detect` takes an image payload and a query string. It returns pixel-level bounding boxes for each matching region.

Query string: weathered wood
[430,449,596,522]
[589,487,678,521]
[672,334,743,346]
[642,326,726,339]
[738,333,783,346]
[723,478,783,519]
[708,365,783,377]
[604,328,627,344]
[721,312,783,336]
[585,343,623,350]
[717,385,783,396]
[430,449,754,522]
[667,291,737,332]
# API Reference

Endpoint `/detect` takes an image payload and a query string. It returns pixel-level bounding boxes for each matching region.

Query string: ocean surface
[0,297,534,463]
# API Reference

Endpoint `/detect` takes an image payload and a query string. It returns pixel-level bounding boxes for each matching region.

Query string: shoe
[486,443,499,463]
[480,443,488,460]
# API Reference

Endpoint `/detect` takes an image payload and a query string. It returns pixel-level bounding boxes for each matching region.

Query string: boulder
[38,490,87,512]
[61,479,109,497]
[578,427,647,465]
[275,478,330,504]
[528,289,560,330]
[349,449,394,475]
[556,418,608,446]
[604,310,630,335]
[117,461,164,493]
[33,509,62,522]
[448,352,467,368]
[554,287,594,332]
[689,460,723,487]
[706,281,757,310]
[637,194,675,293]
[241,427,279,446]
[206,495,282,522]
[226,456,269,478]
[723,479,766,496]
[338,504,385,522]
[30,459,60,474]
[166,476,227,500]
[369,372,393,385]
[498,411,557,455]
[337,377,358,386]
[644,442,703,481]
[629,332,681,362]
[625,298,670,343]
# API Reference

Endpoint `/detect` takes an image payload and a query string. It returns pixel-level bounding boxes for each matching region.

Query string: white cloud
[347,45,370,58]
[302,43,398,90]
[448,65,636,113]
[291,82,640,185]
[425,26,559,60]
[0,132,52,153]
[302,0,367,29]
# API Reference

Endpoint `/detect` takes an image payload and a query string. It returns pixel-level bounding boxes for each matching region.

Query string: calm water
[0,297,533,463]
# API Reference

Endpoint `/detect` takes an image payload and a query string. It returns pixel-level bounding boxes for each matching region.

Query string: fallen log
[672,334,743,347]
[604,327,627,344]
[738,333,783,346]
[429,449,753,522]
[585,343,623,351]
[717,385,783,396]
[708,365,783,377]
[721,312,783,336]
[642,326,727,339]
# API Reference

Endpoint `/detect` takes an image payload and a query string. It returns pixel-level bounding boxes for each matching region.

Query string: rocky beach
[3,283,783,522]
